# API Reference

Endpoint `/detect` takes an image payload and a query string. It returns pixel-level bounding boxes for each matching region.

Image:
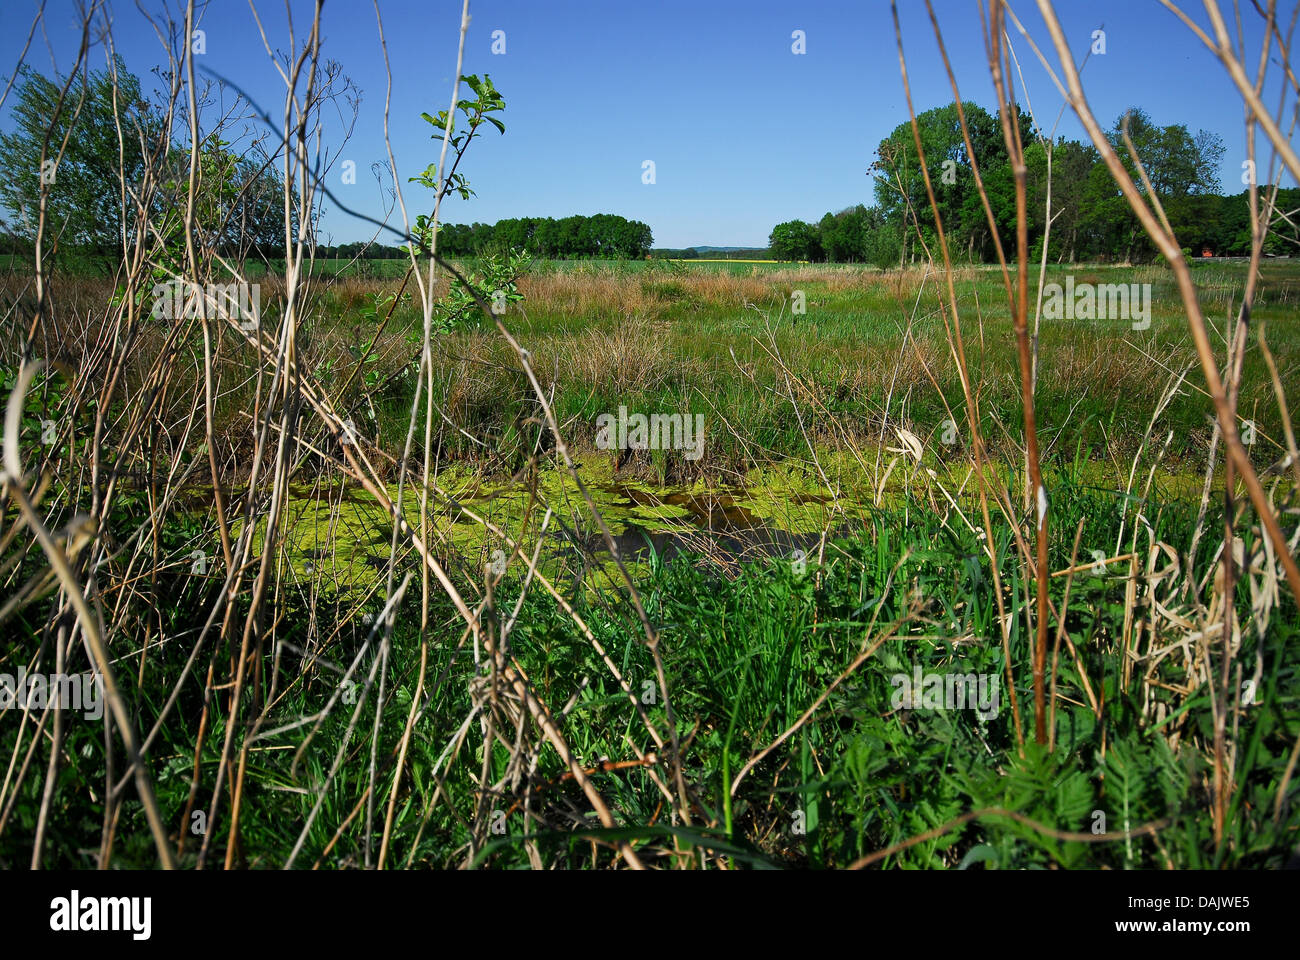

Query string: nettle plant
[408,74,528,333]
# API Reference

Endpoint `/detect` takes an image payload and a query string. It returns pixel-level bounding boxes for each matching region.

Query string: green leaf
[957,844,1000,869]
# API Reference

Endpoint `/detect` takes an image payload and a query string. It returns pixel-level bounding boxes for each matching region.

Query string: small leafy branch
[405,72,531,335]
[416,247,531,338]
[409,73,505,251]
[405,71,527,333]
[337,76,523,413]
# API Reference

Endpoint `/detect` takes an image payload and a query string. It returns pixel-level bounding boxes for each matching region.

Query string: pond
[194,451,1228,597]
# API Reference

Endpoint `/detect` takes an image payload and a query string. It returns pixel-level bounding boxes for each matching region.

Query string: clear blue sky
[1,0,1295,248]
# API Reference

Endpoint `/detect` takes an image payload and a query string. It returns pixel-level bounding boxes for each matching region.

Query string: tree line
[9,62,1290,271]
[770,102,1299,265]
[276,218,657,263]
[434,214,653,259]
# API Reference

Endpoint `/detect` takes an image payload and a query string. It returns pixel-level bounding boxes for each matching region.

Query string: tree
[223,153,293,254]
[1026,138,1097,262]
[772,102,1239,266]
[769,220,821,260]
[0,60,296,263]
[871,101,1032,263]
[1209,186,1300,256]
[153,138,293,261]
[615,218,653,258]
[435,213,651,259]
[0,57,161,251]
[818,206,871,262]
[1109,108,1224,199]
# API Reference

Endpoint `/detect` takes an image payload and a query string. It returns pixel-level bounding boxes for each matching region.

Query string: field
[101,257,1300,481]
[3,255,1298,869]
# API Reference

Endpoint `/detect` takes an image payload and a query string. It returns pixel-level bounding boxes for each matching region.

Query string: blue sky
[1,0,1295,247]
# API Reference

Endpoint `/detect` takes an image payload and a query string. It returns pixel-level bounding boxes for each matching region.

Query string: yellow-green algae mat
[214,455,875,595]
[218,452,1230,595]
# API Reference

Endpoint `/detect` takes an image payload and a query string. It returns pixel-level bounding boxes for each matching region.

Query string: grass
[207,258,1300,483]
[15,257,1295,487]
[14,258,1297,490]
[3,255,1298,868]
[10,469,1292,868]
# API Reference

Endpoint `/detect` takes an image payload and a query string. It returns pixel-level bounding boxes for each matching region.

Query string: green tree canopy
[437,214,652,259]
[0,59,296,262]
[0,57,160,250]
[768,219,822,260]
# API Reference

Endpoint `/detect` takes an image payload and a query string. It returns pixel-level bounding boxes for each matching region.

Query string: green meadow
[6,257,1294,868]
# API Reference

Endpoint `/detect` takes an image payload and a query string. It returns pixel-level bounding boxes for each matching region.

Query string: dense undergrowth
[5,472,1294,869]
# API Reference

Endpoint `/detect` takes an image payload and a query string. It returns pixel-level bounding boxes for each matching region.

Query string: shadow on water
[584,484,849,571]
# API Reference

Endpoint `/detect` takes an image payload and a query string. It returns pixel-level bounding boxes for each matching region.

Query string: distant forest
[311,214,653,261]
[432,214,652,259]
